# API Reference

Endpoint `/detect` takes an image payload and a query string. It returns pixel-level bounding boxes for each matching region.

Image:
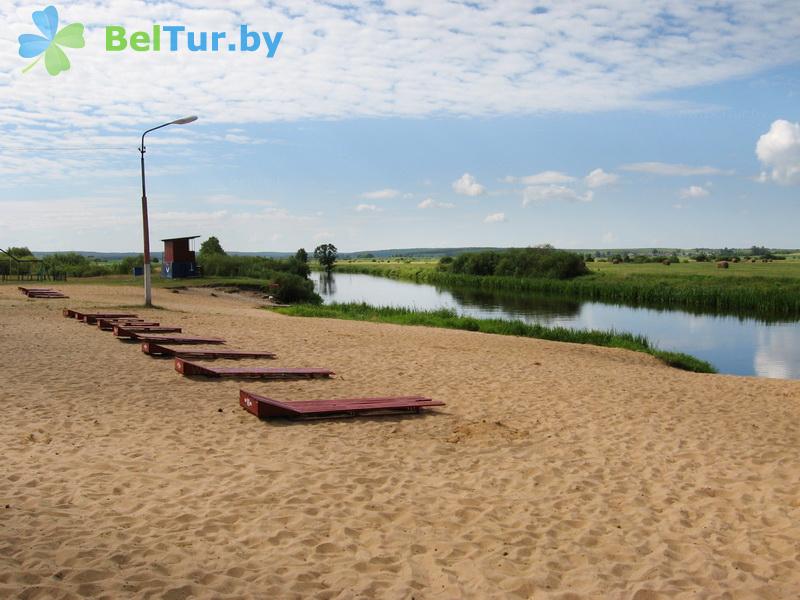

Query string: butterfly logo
[18,6,85,76]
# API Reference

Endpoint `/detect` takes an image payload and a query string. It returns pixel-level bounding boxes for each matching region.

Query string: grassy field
[333,259,800,319]
[338,257,800,278]
[588,259,800,278]
[271,302,716,373]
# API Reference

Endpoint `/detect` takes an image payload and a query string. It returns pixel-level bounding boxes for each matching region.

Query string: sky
[1,0,799,253]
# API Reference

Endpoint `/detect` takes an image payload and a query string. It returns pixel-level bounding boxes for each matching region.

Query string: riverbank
[272,302,716,373]
[334,260,800,320]
[3,284,800,597]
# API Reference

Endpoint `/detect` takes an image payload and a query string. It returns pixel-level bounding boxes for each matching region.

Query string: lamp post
[139,115,197,307]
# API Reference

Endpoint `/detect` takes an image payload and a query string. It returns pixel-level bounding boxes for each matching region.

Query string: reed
[271,302,717,373]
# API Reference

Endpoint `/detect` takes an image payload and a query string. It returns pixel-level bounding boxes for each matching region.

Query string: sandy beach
[1,283,799,599]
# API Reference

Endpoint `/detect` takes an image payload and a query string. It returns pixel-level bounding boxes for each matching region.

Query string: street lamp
[139,115,198,307]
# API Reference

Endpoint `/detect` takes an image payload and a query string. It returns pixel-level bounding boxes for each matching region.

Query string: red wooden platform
[239,389,445,419]
[113,325,182,338]
[21,288,69,298]
[84,313,139,325]
[135,334,225,345]
[72,312,138,324]
[175,358,332,379]
[97,318,156,331]
[141,342,276,359]
[29,292,69,298]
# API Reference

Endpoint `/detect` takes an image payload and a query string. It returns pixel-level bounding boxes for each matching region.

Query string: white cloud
[523,185,593,206]
[620,162,731,176]
[585,168,618,188]
[601,232,617,244]
[505,171,574,185]
[452,173,485,196]
[223,133,263,145]
[3,1,798,137]
[679,185,710,198]
[355,203,381,212]
[756,120,800,185]
[203,194,274,207]
[418,198,455,209]
[360,189,400,200]
[483,212,506,223]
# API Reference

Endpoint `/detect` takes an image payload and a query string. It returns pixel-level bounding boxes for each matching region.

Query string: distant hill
[29,246,799,261]
[29,247,503,260]
[338,247,503,259]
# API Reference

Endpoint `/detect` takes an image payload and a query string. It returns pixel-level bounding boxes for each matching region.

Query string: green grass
[588,259,800,278]
[270,302,716,374]
[333,260,800,320]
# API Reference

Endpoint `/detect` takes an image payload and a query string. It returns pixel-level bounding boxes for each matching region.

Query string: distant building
[161,236,200,279]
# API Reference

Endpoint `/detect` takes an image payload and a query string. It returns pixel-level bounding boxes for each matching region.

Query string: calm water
[315,272,800,379]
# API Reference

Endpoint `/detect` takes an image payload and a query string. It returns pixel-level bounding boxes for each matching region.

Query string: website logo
[105,26,283,57]
[18,5,85,76]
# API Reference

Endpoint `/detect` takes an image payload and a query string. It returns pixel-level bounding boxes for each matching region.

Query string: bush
[451,247,588,279]
[115,255,143,275]
[42,253,112,277]
[199,254,291,278]
[197,253,320,303]
[272,272,321,304]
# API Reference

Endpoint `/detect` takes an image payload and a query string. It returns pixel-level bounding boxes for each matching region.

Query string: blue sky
[1,1,799,252]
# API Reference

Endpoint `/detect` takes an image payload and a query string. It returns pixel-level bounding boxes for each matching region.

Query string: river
[314,272,800,379]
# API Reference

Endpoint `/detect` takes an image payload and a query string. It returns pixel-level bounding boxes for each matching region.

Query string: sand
[1,283,799,599]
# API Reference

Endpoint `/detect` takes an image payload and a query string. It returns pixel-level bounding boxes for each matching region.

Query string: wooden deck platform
[112,325,183,338]
[97,318,156,331]
[20,287,69,298]
[63,311,138,323]
[141,342,276,359]
[175,358,332,379]
[83,313,139,325]
[239,389,445,419]
[134,334,225,345]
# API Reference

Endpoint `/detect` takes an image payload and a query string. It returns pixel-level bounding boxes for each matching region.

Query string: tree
[314,243,338,272]
[8,246,33,258]
[295,248,308,263]
[199,236,226,257]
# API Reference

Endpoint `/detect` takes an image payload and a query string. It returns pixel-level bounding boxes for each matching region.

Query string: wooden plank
[113,325,182,338]
[97,318,155,330]
[175,358,332,379]
[239,390,444,419]
[27,293,69,298]
[141,342,276,359]
[135,334,225,345]
[81,313,138,324]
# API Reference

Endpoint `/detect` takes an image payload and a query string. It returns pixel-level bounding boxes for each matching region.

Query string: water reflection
[444,285,581,320]
[317,272,336,295]
[315,272,800,380]
[754,328,800,379]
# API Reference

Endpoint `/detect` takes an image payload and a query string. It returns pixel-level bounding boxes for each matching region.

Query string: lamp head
[171,115,198,125]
